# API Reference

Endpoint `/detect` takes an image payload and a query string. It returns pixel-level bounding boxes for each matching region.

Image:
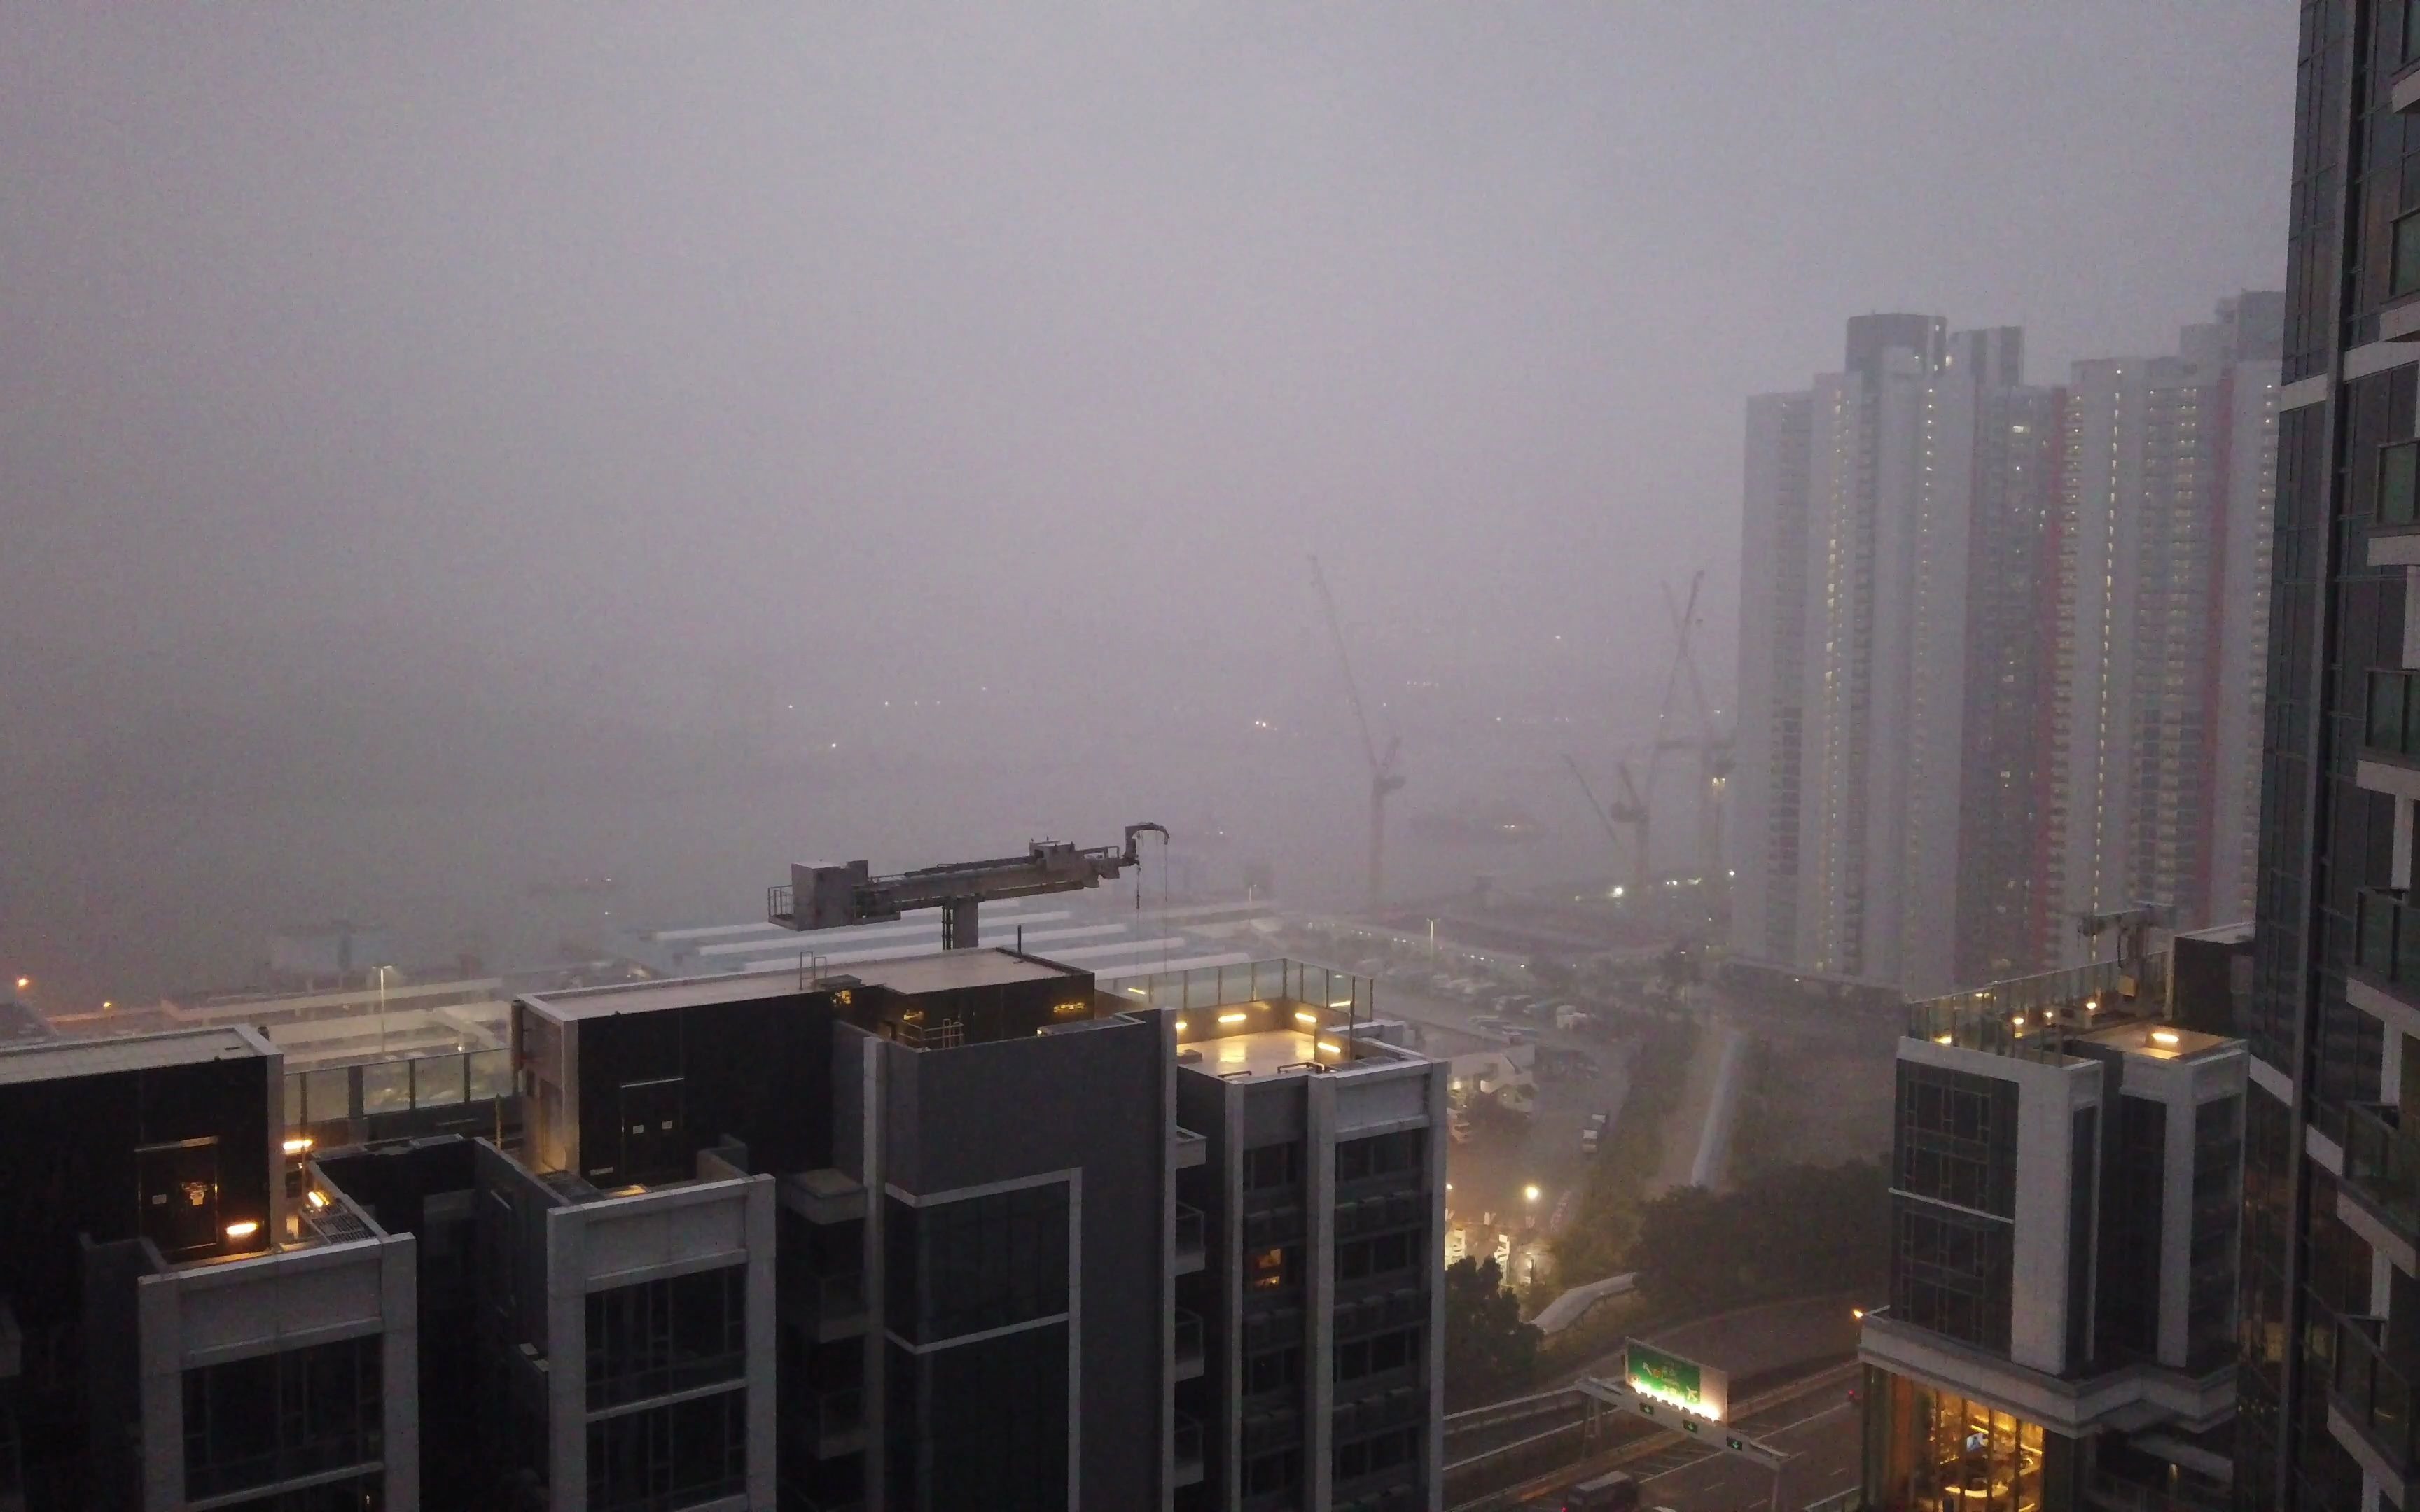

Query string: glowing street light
[1524,1184,1542,1203]
[12,977,26,992]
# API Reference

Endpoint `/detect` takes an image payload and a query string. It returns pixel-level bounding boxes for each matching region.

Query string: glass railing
[2335,1313,2420,1475]
[1905,953,2166,1061]
[815,1387,864,1439]
[1106,958,1375,1023]
[2358,889,2420,993]
[1174,1307,1204,1369]
[1174,1203,1205,1264]
[185,1436,380,1502]
[813,1271,867,1326]
[1173,1412,1204,1469]
[2345,1103,2420,1244]
[285,1046,515,1128]
[2372,669,2420,760]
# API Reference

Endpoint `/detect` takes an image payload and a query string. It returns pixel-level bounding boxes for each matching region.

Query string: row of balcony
[2344,1102,2420,1251]
[2334,1312,2420,1480]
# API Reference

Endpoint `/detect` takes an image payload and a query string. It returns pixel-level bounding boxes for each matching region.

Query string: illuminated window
[1249,1246,1291,1291]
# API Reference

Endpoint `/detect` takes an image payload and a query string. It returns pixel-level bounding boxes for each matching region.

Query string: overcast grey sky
[0,4,2295,993]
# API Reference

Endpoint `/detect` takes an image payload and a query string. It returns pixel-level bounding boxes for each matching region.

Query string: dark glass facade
[2247,1,2420,1504]
[1890,1063,2019,1354]
[181,1336,383,1503]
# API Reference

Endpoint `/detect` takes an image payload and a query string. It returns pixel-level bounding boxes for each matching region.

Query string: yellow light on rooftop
[13,977,27,991]
[1173,1018,1187,1032]
[2151,1030,2181,1047]
[1316,1040,1343,1056]
[305,1190,330,1210]
[224,1221,260,1240]
[1934,1034,1952,1045]
[1852,1307,1865,1320]
[281,1137,314,1155]
[1295,1010,1319,1026]
[1217,1011,1248,1025]
[2010,1016,2026,1028]
[1524,1184,1541,1203]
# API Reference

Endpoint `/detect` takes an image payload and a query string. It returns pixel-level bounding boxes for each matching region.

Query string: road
[1498,1362,1861,1512]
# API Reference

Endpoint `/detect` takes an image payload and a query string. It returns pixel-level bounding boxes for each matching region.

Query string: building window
[1895,1063,2018,1217]
[182,1336,383,1502]
[585,1265,746,1410]
[1249,1245,1300,1292]
[1891,1196,2014,1354]
[884,1181,1069,1344]
[1246,1345,1303,1396]
[1244,1142,1301,1191]
[2383,440,2419,526]
[2395,208,2420,300]
[584,1388,747,1512]
[1866,1373,2045,1512]
[1245,1446,1302,1496]
[1333,1424,1419,1482]
[1336,1130,1424,1183]
[1335,1326,1421,1382]
[1337,1228,1421,1282]
[889,1324,1069,1511]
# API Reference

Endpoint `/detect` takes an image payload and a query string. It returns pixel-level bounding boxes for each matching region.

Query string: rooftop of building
[1904,946,2241,1067]
[0,1024,273,1086]
[522,946,1085,1021]
[2074,1017,2235,1063]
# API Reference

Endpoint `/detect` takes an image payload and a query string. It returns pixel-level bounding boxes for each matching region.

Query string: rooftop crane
[1563,753,1653,898]
[769,823,1170,950]
[1311,556,1405,911]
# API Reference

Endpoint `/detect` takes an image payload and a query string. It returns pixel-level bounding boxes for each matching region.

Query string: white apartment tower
[1735,297,2279,997]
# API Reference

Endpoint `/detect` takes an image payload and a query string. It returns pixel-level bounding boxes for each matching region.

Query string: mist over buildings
[0,4,2292,1003]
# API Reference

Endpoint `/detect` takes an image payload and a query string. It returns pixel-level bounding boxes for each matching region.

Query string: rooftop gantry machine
[770,823,1170,949]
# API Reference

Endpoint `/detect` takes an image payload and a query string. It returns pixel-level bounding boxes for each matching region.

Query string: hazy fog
[1,4,2293,1003]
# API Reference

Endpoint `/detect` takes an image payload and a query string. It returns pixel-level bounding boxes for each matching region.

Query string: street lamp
[1524,1184,1541,1204]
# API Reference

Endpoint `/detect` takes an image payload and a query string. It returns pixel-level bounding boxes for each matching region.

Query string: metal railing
[2346,1102,2420,1244]
[2371,669,2420,761]
[2333,1312,2420,1476]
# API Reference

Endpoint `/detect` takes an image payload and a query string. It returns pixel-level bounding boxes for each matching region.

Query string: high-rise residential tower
[2041,300,2283,969]
[1736,317,2049,997]
[1735,300,2281,1000]
[2235,4,2420,1509]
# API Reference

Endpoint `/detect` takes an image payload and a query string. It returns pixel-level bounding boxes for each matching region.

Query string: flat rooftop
[2077,1018,2237,1063]
[1178,1027,1417,1082]
[524,947,1083,1021]
[0,1026,272,1085]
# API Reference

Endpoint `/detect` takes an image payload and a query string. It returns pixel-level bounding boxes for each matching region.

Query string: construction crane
[1564,754,1653,898]
[1310,556,1405,911]
[1643,571,1734,888]
[769,823,1170,949]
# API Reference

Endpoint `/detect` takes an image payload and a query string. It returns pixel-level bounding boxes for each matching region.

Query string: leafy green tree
[1444,1256,1540,1407]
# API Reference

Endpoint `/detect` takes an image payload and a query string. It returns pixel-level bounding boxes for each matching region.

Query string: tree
[1627,1159,1889,1318]
[1444,1256,1540,1406]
